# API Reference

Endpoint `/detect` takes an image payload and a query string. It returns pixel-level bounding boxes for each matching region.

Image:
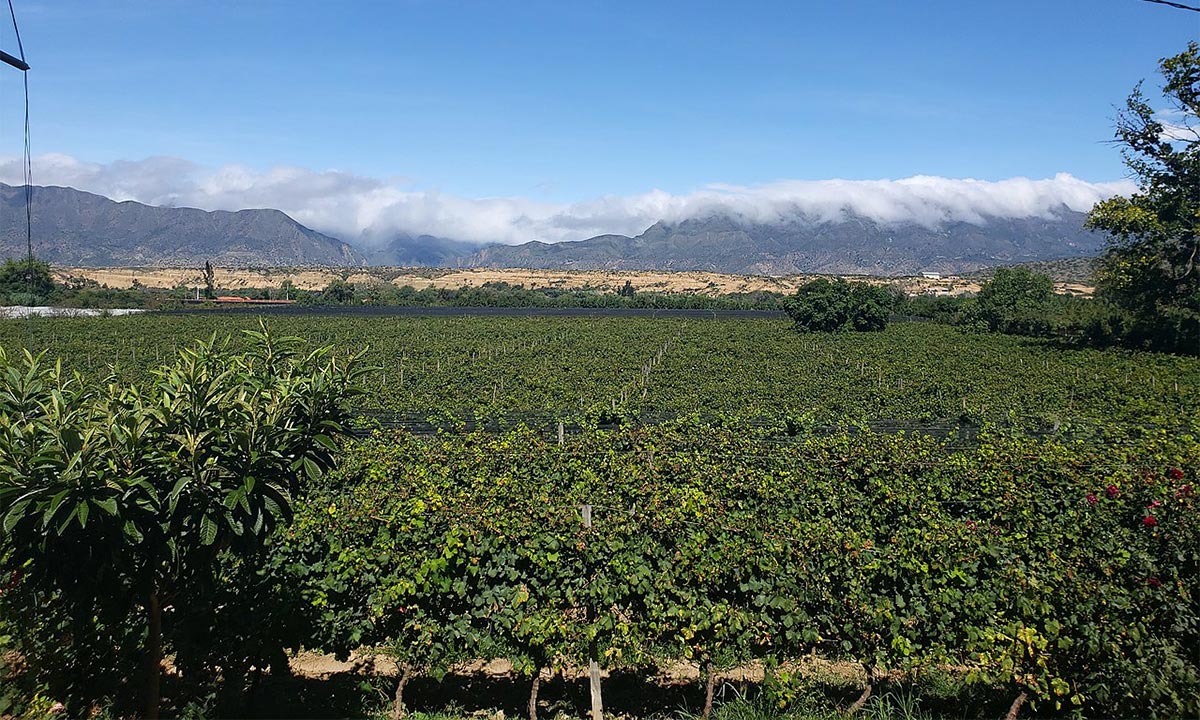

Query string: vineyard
[1,313,1198,719]
[282,423,1199,718]
[1,314,1196,433]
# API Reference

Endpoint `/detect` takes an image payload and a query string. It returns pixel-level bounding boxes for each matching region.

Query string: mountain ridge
[0,183,364,267]
[462,210,1105,276]
[2,184,1107,275]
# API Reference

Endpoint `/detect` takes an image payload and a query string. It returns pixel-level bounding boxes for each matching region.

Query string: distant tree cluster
[298,278,790,311]
[0,258,54,305]
[320,277,356,304]
[784,278,896,333]
[970,267,1055,335]
[0,259,166,309]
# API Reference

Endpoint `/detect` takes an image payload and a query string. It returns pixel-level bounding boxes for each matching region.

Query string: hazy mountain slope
[363,234,483,266]
[0,184,364,267]
[463,211,1106,276]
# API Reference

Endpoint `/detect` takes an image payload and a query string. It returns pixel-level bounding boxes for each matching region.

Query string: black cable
[1141,0,1200,12]
[22,71,30,293]
[5,0,31,304]
[6,0,23,60]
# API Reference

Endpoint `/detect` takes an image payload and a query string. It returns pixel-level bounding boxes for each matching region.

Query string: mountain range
[464,212,1104,276]
[0,184,362,267]
[1,184,1107,275]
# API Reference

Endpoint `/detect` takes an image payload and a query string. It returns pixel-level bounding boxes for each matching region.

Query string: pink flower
[1086,493,1099,506]
[1106,484,1120,499]
[1167,467,1184,481]
[1177,484,1194,498]
[1147,577,1162,588]
[965,520,977,531]
[1143,516,1158,527]
[1148,500,1162,509]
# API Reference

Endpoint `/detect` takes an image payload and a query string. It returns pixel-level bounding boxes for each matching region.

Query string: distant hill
[464,211,1107,276]
[0,184,363,267]
[965,256,1099,284]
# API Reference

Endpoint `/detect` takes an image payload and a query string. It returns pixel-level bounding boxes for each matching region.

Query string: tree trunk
[528,670,541,720]
[269,647,293,679]
[391,665,410,720]
[847,683,872,715]
[245,666,263,717]
[1004,691,1028,720]
[846,664,877,716]
[217,663,249,715]
[143,591,163,720]
[702,661,716,719]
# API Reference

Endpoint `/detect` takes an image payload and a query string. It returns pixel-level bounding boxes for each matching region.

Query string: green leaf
[200,514,218,546]
[123,520,144,543]
[3,502,28,533]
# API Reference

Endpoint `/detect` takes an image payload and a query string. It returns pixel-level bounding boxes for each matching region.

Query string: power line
[1141,0,1200,12]
[4,0,32,303]
[4,1,23,60]
[22,71,31,287]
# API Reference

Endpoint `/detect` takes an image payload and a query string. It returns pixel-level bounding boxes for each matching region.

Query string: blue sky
[0,0,1196,243]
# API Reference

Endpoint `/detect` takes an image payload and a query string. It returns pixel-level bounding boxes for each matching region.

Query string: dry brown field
[51,266,1094,297]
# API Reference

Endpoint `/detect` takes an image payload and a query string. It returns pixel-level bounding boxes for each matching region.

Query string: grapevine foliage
[286,422,1199,717]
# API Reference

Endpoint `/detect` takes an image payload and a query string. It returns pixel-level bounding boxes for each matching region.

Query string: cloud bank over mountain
[0,153,1135,246]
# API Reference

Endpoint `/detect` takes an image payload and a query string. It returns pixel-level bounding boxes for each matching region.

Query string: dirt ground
[288,650,861,686]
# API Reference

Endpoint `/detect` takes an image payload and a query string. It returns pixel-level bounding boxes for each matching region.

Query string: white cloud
[1158,120,1198,143]
[1154,108,1199,144]
[0,154,1135,246]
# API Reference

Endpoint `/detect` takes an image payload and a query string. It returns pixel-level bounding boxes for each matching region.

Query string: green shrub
[785,279,895,332]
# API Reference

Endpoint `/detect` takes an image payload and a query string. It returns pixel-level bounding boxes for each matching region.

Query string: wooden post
[143,591,163,720]
[582,504,603,720]
[528,671,541,720]
[557,421,564,446]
